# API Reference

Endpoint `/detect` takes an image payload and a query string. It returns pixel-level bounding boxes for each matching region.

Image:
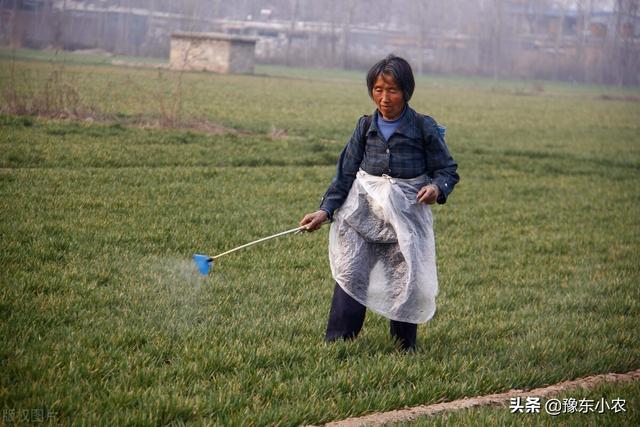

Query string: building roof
[171,31,258,44]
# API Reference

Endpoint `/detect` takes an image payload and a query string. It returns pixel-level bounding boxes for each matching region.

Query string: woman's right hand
[299,210,329,232]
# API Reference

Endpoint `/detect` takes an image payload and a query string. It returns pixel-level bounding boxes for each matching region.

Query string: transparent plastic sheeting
[329,170,438,324]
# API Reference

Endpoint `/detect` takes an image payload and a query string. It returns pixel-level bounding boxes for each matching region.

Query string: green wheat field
[1,49,639,426]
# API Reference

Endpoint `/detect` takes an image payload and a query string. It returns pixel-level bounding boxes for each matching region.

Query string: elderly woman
[300,55,458,351]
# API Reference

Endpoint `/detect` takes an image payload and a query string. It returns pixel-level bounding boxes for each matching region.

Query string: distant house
[169,31,257,74]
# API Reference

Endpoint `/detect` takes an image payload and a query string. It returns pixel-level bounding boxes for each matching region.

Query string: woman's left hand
[417,184,440,204]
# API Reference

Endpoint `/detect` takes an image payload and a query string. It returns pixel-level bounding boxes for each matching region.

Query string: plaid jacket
[320,105,459,219]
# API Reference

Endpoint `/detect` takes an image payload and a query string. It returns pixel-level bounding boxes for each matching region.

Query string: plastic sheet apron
[329,170,438,324]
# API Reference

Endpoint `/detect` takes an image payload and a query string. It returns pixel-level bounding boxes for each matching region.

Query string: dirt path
[307,369,640,427]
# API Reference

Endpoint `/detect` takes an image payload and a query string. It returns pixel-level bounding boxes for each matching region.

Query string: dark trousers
[325,283,417,350]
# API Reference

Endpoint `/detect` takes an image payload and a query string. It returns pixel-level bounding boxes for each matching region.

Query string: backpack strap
[362,114,373,145]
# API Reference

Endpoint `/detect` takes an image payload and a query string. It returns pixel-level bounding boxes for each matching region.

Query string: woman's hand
[417,184,440,204]
[299,210,329,232]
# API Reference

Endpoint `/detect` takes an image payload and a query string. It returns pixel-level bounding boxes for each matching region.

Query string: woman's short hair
[366,55,415,102]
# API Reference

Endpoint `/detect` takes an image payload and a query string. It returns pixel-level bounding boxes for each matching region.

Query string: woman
[300,55,458,351]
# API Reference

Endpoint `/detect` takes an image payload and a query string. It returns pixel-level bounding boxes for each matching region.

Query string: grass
[0,47,167,68]
[1,51,639,425]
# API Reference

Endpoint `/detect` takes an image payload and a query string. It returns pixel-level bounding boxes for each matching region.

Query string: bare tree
[413,0,431,75]
[285,0,298,66]
[8,0,20,48]
[612,0,640,86]
[477,0,507,80]
[342,0,356,69]
[329,0,339,67]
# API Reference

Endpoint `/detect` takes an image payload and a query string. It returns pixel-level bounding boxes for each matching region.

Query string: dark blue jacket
[320,105,459,219]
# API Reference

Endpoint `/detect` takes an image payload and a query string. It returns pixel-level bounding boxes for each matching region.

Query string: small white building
[170,32,258,74]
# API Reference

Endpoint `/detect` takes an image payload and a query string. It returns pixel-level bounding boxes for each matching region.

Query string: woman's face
[372,73,405,120]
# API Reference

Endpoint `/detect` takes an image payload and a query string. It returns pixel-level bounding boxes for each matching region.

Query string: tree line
[2,0,638,85]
